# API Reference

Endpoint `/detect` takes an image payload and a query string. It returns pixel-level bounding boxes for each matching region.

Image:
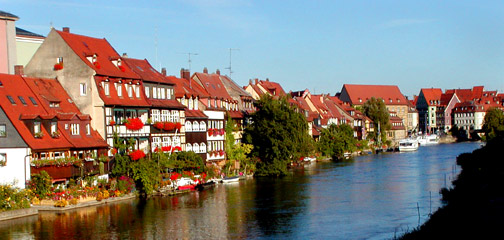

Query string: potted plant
[51,130,61,138]
[34,132,44,138]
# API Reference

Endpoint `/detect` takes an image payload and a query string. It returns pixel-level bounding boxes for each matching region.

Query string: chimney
[203,67,208,74]
[14,65,24,76]
[122,53,128,58]
[62,27,70,33]
[180,68,190,80]
[216,69,220,75]
[249,79,252,85]
[161,68,166,76]
[254,78,258,84]
[266,78,269,82]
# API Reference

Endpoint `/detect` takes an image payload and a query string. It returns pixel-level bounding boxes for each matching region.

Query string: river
[0,142,480,239]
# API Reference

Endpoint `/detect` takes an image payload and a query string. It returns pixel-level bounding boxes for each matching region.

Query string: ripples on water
[0,142,480,239]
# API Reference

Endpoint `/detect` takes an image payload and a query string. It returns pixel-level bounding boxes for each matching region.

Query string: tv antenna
[177,52,198,72]
[225,48,239,77]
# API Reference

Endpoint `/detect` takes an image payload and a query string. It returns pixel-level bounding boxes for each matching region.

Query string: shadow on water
[254,173,310,238]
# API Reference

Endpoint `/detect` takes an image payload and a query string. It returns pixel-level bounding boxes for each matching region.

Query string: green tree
[243,95,314,176]
[318,124,357,160]
[130,158,159,195]
[224,117,255,175]
[482,107,504,141]
[362,97,390,144]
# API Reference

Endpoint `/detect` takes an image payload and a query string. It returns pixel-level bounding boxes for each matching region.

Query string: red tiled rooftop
[341,84,408,105]
[193,72,233,101]
[123,58,174,85]
[420,88,442,106]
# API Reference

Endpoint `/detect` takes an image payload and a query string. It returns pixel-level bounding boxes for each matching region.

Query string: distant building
[16,27,45,67]
[0,10,19,74]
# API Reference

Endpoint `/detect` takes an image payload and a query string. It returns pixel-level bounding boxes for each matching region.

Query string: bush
[54,199,68,208]
[29,171,52,199]
[0,185,32,212]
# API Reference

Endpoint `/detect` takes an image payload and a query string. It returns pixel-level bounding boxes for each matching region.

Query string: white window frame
[116,83,122,97]
[193,121,199,132]
[185,121,192,132]
[153,87,157,99]
[162,137,171,147]
[145,86,150,98]
[71,124,80,135]
[135,85,140,98]
[167,88,172,99]
[200,121,206,131]
[86,124,91,135]
[186,143,192,152]
[103,82,110,96]
[80,83,87,96]
[161,110,169,122]
[152,109,160,122]
[34,121,41,134]
[200,143,206,153]
[128,85,133,98]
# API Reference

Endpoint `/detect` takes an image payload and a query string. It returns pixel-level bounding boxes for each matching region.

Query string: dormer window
[115,83,122,97]
[128,85,133,98]
[145,86,150,98]
[6,96,16,105]
[49,102,60,108]
[18,96,27,106]
[29,97,38,106]
[71,124,80,135]
[135,85,140,98]
[102,82,110,95]
[86,124,91,135]
[34,121,41,134]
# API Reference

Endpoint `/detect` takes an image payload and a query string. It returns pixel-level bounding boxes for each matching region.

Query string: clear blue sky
[3,0,503,97]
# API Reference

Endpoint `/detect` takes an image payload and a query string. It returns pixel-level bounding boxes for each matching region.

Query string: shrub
[29,171,52,199]
[54,199,68,208]
[0,185,32,212]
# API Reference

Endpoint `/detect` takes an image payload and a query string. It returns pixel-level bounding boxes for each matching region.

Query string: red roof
[94,76,150,107]
[56,30,139,79]
[258,80,286,97]
[341,84,408,105]
[440,92,456,106]
[185,109,208,119]
[193,72,233,101]
[227,110,243,119]
[168,76,210,99]
[420,88,442,106]
[0,74,107,150]
[122,58,174,85]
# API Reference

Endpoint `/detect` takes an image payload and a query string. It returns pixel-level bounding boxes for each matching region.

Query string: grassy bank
[400,135,504,239]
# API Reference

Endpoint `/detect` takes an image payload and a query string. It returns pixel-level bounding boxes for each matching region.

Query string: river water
[0,142,480,239]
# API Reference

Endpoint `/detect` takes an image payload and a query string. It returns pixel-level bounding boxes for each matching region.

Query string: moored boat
[399,138,419,152]
[416,134,440,146]
[221,176,240,183]
[195,181,215,191]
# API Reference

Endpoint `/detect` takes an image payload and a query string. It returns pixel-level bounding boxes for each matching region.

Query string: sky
[2,0,503,97]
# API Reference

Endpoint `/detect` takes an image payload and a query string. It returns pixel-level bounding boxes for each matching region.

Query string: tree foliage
[482,107,504,141]
[243,95,314,176]
[362,97,390,143]
[318,124,356,160]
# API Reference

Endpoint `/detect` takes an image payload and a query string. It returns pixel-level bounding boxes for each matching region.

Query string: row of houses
[1,10,503,188]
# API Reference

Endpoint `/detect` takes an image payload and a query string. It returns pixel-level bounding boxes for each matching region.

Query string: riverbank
[400,135,504,239]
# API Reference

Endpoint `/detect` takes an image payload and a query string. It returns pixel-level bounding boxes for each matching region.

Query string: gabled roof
[122,58,174,85]
[168,75,210,99]
[420,88,442,106]
[258,80,286,97]
[56,30,139,79]
[219,75,251,99]
[440,92,456,106]
[445,86,485,103]
[193,72,233,101]
[0,74,107,150]
[94,76,150,107]
[341,84,408,105]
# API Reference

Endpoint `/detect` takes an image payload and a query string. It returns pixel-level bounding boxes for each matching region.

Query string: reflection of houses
[25,28,152,154]
[123,58,186,152]
[0,73,108,188]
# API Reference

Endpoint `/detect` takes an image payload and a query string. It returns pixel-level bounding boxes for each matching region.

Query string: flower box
[53,63,63,70]
[124,118,144,131]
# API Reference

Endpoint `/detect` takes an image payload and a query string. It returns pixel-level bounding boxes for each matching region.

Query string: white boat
[416,135,440,146]
[303,156,316,162]
[221,176,240,183]
[399,139,419,152]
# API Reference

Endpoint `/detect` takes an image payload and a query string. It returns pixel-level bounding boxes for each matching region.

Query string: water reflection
[0,142,480,239]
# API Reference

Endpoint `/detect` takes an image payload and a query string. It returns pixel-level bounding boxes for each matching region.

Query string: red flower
[219,150,224,156]
[175,122,182,131]
[125,118,144,130]
[93,61,101,69]
[109,120,116,125]
[164,122,175,131]
[154,122,164,130]
[208,128,214,136]
[119,65,126,72]
[172,146,182,152]
[111,148,117,155]
[129,150,146,161]
[162,146,172,152]
[53,63,63,70]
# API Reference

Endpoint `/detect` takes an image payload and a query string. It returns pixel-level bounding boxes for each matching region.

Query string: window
[49,102,60,108]
[160,87,165,99]
[86,124,91,135]
[200,121,206,131]
[145,86,150,98]
[185,121,192,132]
[153,87,157,98]
[0,153,6,167]
[193,121,200,131]
[125,109,137,119]
[6,96,16,104]
[135,85,140,98]
[0,124,6,137]
[103,82,110,96]
[200,143,206,153]
[162,137,171,147]
[186,143,192,152]
[115,83,122,97]
[18,96,27,105]
[152,109,160,122]
[71,124,80,135]
[80,83,87,96]
[161,110,169,122]
[29,97,38,106]
[50,122,57,134]
[34,122,41,134]
[128,85,133,98]
[114,109,125,123]
[171,111,179,123]
[195,97,199,109]
[167,88,172,99]
[189,98,194,110]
